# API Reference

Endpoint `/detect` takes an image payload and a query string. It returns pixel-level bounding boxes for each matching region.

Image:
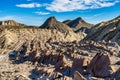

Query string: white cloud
[34,11,50,15]
[46,0,120,12]
[16,3,41,8]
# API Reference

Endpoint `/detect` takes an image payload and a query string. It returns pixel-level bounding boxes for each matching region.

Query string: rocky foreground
[0,39,120,80]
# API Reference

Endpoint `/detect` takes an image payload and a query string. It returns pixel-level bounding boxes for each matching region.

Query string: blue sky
[0,0,120,26]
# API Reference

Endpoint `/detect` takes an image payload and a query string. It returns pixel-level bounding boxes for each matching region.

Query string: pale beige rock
[0,29,18,49]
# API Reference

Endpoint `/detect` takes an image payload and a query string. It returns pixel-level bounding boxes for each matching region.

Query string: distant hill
[40,16,73,33]
[63,17,93,33]
[0,20,26,26]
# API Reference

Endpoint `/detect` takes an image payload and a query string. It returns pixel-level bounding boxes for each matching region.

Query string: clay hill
[0,16,120,80]
[63,17,93,33]
[0,20,26,26]
[40,16,73,33]
[83,16,120,44]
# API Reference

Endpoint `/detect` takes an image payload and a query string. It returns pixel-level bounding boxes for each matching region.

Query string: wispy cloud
[27,0,32,1]
[46,0,120,12]
[34,11,50,15]
[0,16,23,21]
[84,13,104,19]
[0,16,15,21]
[16,3,41,8]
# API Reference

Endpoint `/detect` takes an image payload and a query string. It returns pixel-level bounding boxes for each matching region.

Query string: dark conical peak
[75,17,84,22]
[43,16,58,26]
[47,16,57,21]
[40,16,72,33]
[76,17,82,20]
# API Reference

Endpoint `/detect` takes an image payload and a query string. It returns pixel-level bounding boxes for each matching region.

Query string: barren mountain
[40,16,73,33]
[0,20,26,26]
[83,16,120,44]
[64,17,93,33]
[0,17,119,80]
